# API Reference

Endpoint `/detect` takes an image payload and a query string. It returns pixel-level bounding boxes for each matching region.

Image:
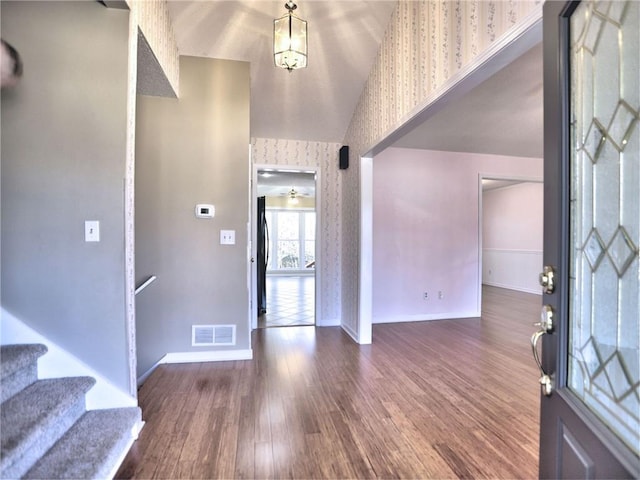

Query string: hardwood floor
[117,286,541,479]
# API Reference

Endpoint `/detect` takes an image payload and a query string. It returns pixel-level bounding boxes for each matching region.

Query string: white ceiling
[257,169,316,197]
[166,1,542,158]
[393,42,543,158]
[167,0,397,143]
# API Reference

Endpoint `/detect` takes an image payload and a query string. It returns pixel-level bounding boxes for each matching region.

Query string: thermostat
[195,204,215,218]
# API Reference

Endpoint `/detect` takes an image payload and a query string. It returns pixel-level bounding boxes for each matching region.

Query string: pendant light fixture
[273,1,307,71]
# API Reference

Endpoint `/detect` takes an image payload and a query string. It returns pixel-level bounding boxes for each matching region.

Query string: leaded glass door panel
[539,1,639,478]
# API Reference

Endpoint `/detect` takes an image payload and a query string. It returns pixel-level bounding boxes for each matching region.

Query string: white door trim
[251,163,322,331]
[358,156,373,345]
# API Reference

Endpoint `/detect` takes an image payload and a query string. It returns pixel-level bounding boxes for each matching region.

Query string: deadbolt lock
[539,265,556,294]
[534,305,554,333]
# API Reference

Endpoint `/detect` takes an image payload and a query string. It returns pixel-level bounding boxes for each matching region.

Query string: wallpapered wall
[252,138,342,325]
[127,0,180,95]
[341,0,543,336]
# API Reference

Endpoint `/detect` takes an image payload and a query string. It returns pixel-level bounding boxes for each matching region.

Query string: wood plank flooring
[117,286,541,479]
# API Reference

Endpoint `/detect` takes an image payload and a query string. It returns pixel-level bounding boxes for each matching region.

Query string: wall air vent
[192,325,236,346]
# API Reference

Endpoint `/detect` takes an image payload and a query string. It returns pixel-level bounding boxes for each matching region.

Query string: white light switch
[220,230,235,245]
[85,221,100,242]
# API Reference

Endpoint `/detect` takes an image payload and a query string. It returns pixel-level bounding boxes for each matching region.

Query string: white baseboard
[483,281,542,295]
[162,349,253,364]
[373,311,481,324]
[137,359,163,386]
[317,317,340,327]
[0,308,137,410]
[136,349,254,386]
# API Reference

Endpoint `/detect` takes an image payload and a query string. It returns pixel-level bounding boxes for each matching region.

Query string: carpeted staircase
[0,344,141,479]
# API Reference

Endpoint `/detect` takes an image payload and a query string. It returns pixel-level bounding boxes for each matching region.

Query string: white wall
[482,182,543,294]
[372,147,542,324]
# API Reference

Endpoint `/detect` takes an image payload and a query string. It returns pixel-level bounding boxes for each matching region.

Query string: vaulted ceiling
[167,1,397,143]
[166,1,543,158]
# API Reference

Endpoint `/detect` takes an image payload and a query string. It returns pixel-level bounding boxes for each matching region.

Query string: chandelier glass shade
[274,2,307,71]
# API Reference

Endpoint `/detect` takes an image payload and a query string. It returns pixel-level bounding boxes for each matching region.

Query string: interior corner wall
[128,0,179,96]
[371,148,542,324]
[136,57,250,378]
[482,182,543,294]
[251,138,342,325]
[0,2,131,390]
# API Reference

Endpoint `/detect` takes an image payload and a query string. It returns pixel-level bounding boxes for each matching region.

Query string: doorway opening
[255,168,317,328]
[479,177,544,304]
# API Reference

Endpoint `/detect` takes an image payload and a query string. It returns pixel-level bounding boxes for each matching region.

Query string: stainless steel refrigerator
[257,196,268,316]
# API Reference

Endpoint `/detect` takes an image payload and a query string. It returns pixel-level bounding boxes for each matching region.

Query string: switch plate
[220,230,235,245]
[85,221,100,242]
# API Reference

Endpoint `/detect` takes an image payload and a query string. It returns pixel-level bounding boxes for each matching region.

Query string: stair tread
[0,377,96,469]
[0,344,48,379]
[24,407,141,479]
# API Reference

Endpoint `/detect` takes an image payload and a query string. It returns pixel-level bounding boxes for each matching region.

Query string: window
[266,210,315,271]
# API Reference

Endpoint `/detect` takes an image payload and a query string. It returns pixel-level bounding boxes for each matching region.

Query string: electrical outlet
[423,292,428,300]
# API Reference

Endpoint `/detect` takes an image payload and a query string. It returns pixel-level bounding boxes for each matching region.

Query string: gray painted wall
[135,56,250,377]
[1,2,131,390]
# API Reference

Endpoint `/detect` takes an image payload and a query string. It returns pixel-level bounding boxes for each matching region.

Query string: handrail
[135,275,157,295]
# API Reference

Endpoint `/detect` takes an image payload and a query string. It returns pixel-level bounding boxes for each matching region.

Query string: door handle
[531,305,554,396]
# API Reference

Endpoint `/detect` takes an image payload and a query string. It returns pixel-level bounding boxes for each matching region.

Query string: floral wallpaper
[251,138,343,325]
[341,0,543,337]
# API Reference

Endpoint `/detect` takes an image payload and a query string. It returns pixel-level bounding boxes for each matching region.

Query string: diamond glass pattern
[583,229,605,270]
[607,227,637,276]
[582,9,604,53]
[608,101,638,151]
[583,119,606,162]
[603,352,633,400]
[580,337,603,379]
[569,0,640,457]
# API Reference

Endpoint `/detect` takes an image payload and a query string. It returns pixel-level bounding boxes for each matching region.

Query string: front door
[538,0,639,477]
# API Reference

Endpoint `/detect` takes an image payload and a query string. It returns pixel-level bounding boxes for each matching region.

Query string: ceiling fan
[280,187,310,204]
[287,188,299,204]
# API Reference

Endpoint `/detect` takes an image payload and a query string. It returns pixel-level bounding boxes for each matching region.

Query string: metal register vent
[191,325,236,346]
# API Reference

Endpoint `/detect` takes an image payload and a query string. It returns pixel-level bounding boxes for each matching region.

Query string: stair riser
[1,363,38,403]
[1,397,86,479]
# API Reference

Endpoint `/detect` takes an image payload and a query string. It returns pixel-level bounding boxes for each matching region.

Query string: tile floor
[258,275,315,328]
